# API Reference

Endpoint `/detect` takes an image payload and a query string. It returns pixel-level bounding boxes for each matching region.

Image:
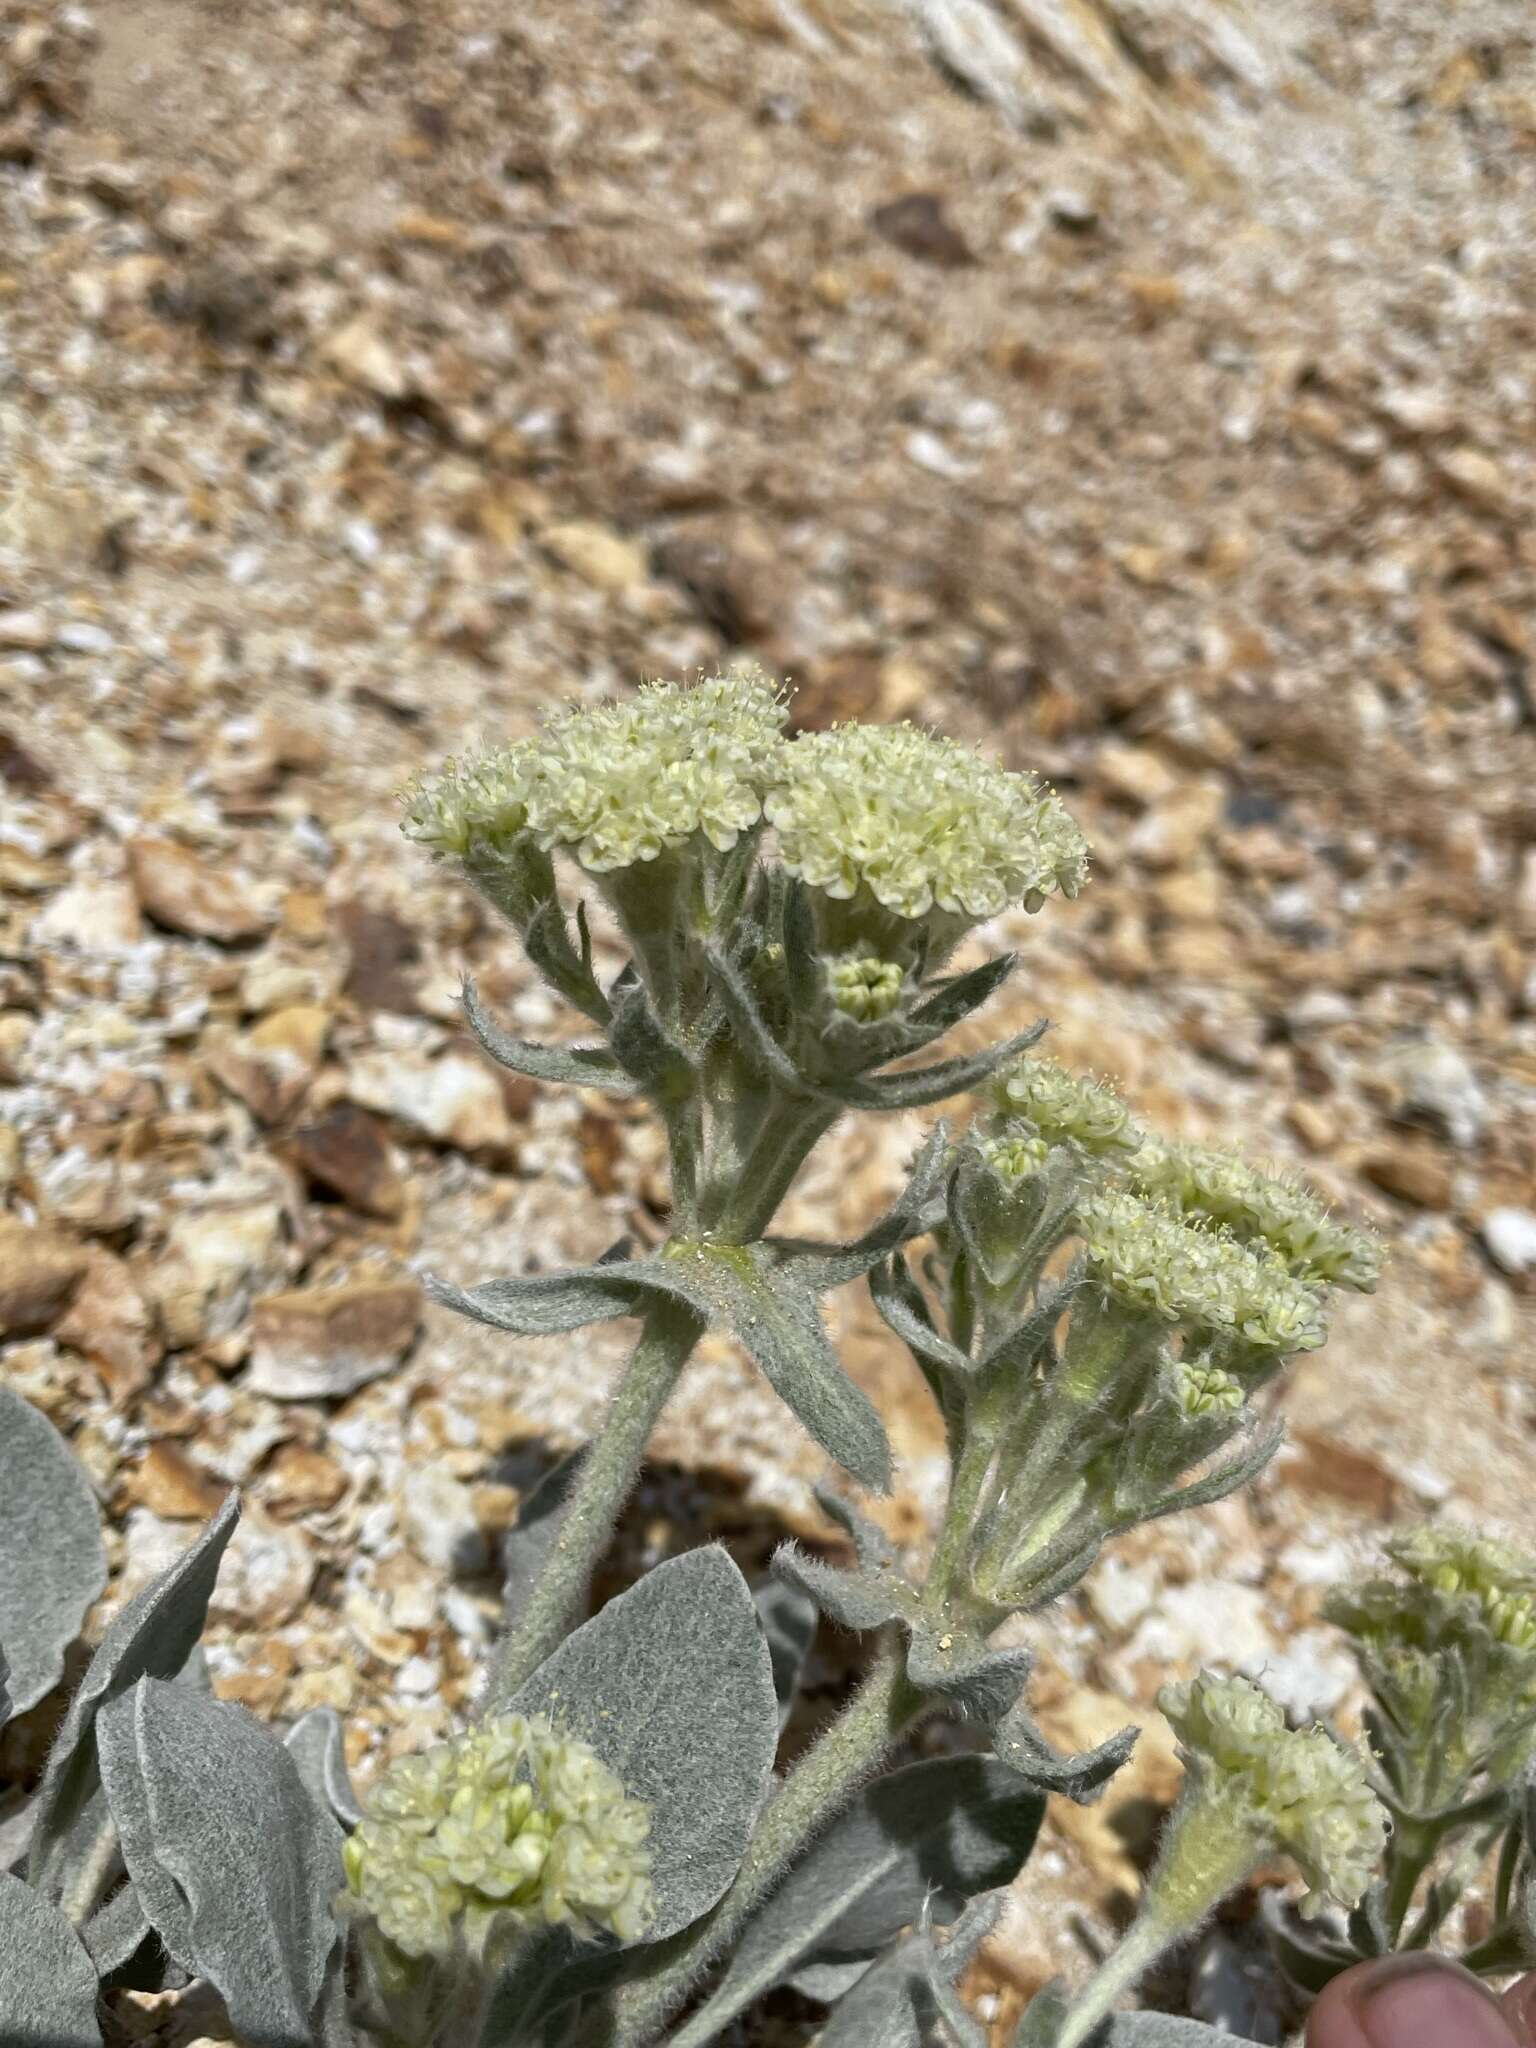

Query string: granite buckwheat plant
[3,672,1532,2048]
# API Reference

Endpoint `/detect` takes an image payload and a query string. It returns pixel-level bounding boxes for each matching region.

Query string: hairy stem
[608,1637,928,2047]
[720,1099,838,1241]
[1055,1914,1175,2048]
[482,1300,703,1709]
[59,1812,120,1928]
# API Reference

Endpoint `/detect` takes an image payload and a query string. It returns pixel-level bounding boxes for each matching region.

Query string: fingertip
[1502,1974,1536,2046]
[1307,1956,1518,2048]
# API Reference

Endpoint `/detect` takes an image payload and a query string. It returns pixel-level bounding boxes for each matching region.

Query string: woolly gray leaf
[787,1957,872,2002]
[1,1792,37,1876]
[1137,1418,1285,1525]
[607,983,693,1095]
[423,1264,640,1337]
[522,898,610,1025]
[770,1125,950,1291]
[816,1897,1001,2048]
[501,1450,586,1628]
[510,1547,777,1942]
[284,1706,362,1829]
[813,1484,897,1572]
[907,1628,1032,1721]
[908,952,1017,1037]
[80,1880,150,1978]
[0,1386,108,1721]
[98,1678,342,2048]
[869,1252,973,1373]
[29,1493,239,1901]
[780,875,821,1017]
[1095,2020,1267,2045]
[622,1250,891,1490]
[753,1579,818,1731]
[772,1546,915,1634]
[671,1757,1043,2046]
[0,1869,103,2046]
[1015,1983,1070,2047]
[462,978,631,1092]
[704,943,825,1100]
[993,1698,1138,1806]
[831,1021,1048,1111]
[1257,1891,1354,1997]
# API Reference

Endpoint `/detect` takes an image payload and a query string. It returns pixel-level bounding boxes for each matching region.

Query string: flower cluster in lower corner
[343,1714,655,1961]
[1159,1672,1389,1916]
[1077,1187,1327,1355]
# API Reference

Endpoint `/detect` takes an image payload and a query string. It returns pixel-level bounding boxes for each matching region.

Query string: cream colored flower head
[525,670,787,871]
[1159,1672,1389,1916]
[401,742,538,861]
[1129,1138,1380,1293]
[1077,1188,1328,1353]
[989,1057,1140,1157]
[344,1713,655,1961]
[765,723,1089,926]
[402,672,787,876]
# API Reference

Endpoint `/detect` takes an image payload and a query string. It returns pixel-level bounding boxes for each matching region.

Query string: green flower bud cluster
[974,1120,1051,1189]
[403,670,788,877]
[344,1714,655,1962]
[1389,1526,1536,1651]
[826,953,905,1022]
[1176,1362,1246,1418]
[1077,1187,1328,1354]
[1129,1138,1381,1292]
[764,721,1089,926]
[1159,1672,1389,1918]
[989,1057,1141,1157]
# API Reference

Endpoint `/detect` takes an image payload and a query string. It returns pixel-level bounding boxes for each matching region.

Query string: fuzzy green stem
[1057,1795,1257,2048]
[718,1098,838,1242]
[59,1813,120,1928]
[925,1370,1009,1611]
[482,1299,703,1709]
[608,1638,928,2047]
[1382,1818,1434,1944]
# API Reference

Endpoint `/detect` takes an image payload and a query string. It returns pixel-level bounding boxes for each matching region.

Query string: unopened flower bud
[826,953,905,1021]
[989,1057,1139,1157]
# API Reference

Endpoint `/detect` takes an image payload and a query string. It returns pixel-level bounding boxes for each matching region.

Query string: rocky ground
[1,0,1534,2039]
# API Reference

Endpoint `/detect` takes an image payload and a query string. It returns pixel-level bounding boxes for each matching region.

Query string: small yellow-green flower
[1176,1362,1246,1419]
[765,722,1089,926]
[1159,1672,1388,1916]
[1129,1139,1380,1292]
[344,1714,655,1961]
[1388,1526,1536,1651]
[989,1057,1139,1157]
[974,1120,1051,1189]
[1076,1188,1327,1353]
[826,953,905,1021]
[401,742,538,861]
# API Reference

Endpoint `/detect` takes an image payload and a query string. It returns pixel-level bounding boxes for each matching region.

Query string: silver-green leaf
[0,1386,108,1721]
[284,1706,362,1829]
[671,1756,1044,2046]
[462,977,632,1092]
[98,1678,343,2048]
[510,1547,777,1942]
[0,1869,103,2047]
[29,1493,239,1901]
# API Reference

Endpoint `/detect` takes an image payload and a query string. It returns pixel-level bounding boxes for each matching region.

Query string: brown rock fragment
[262,1440,348,1518]
[1360,1140,1454,1210]
[127,837,271,944]
[246,1278,423,1399]
[207,1004,330,1125]
[282,1103,405,1218]
[0,1218,88,1337]
[54,1248,162,1400]
[337,901,422,1014]
[127,1441,228,1521]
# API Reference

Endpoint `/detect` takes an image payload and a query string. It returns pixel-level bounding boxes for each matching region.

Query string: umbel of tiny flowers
[1051,1673,1389,2048]
[343,1714,654,2042]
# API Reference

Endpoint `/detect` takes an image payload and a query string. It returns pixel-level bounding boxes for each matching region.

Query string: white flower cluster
[765,723,1090,925]
[401,743,537,861]
[990,1057,1140,1157]
[1159,1672,1389,1916]
[826,953,906,1021]
[1389,1525,1536,1652]
[1077,1188,1327,1353]
[1129,1139,1380,1293]
[403,672,788,876]
[527,671,787,871]
[344,1714,655,1961]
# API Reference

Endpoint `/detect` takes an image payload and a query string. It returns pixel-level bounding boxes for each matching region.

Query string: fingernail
[1348,1957,1518,2048]
[1503,1975,1536,2045]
